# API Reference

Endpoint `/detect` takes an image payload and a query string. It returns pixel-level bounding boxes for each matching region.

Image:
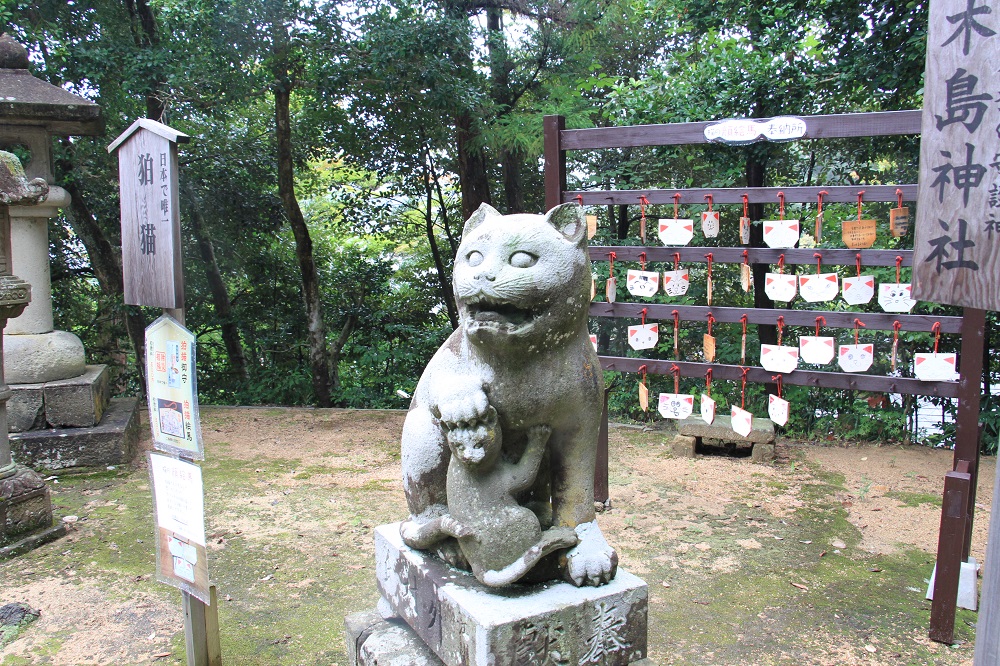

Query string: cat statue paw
[565,520,619,587]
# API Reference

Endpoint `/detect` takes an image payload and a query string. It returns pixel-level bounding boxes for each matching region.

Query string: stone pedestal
[0,464,65,559]
[351,523,651,666]
[7,364,110,431]
[10,396,140,473]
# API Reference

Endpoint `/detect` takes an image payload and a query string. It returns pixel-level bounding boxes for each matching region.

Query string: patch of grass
[886,490,942,508]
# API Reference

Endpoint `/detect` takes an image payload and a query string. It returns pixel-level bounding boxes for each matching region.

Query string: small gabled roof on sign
[107,118,191,154]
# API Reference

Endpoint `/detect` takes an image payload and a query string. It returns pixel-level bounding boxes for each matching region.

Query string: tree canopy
[6,0,987,446]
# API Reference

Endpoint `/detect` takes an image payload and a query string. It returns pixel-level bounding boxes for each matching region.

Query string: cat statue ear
[546,203,587,246]
[463,203,503,238]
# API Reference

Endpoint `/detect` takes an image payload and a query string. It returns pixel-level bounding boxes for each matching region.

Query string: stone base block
[7,382,44,432]
[375,523,648,666]
[751,441,776,464]
[0,465,53,544]
[669,434,696,458]
[10,396,140,472]
[926,557,979,611]
[3,330,86,384]
[42,364,110,428]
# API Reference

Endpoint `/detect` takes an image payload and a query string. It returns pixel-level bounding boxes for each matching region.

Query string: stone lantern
[0,34,137,471]
[0,150,65,555]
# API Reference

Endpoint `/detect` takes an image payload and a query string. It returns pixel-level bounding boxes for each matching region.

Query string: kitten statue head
[453,203,590,350]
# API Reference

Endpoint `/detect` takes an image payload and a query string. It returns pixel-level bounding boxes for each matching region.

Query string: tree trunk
[124,0,166,120]
[424,157,459,328]
[455,110,492,220]
[271,23,332,407]
[182,182,249,381]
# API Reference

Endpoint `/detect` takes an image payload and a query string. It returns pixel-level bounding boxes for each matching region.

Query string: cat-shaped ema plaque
[798,273,839,303]
[799,336,835,365]
[764,273,797,302]
[838,344,874,373]
[913,353,957,381]
[658,393,694,420]
[701,211,720,238]
[626,269,660,297]
[878,283,916,313]
[658,218,694,246]
[762,219,800,248]
[760,344,799,373]
[701,393,716,425]
[628,323,659,350]
[768,394,790,426]
[731,405,753,437]
[841,276,875,305]
[663,270,690,296]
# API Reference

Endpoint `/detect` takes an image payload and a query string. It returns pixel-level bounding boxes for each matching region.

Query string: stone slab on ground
[10,396,140,472]
[375,523,648,666]
[0,465,53,544]
[678,415,775,444]
[41,364,110,428]
[7,382,44,432]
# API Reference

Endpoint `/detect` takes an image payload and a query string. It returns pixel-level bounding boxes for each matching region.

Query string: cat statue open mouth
[398,203,617,588]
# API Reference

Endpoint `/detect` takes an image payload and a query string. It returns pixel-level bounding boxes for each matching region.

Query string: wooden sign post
[912,0,997,647]
[108,120,221,666]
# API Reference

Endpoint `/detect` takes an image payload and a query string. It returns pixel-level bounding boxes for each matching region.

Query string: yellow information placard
[145,314,203,458]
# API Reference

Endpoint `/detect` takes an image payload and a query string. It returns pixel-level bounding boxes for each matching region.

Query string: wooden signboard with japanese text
[913,0,1000,310]
[112,122,185,308]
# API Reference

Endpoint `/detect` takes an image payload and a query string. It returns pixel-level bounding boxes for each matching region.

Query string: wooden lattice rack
[543,110,987,643]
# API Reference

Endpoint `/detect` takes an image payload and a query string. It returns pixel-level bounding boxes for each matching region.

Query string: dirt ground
[0,406,994,665]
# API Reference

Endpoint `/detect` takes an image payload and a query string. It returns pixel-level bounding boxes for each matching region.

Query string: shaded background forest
[4,0,996,446]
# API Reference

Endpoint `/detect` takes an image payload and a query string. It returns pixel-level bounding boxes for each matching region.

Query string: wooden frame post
[543,115,566,212]
[930,470,973,643]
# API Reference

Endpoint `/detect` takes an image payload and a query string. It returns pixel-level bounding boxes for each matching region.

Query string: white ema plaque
[798,273,839,303]
[841,275,875,305]
[838,344,874,373]
[768,394,790,426]
[658,218,695,246]
[145,314,203,459]
[914,352,958,382]
[731,405,753,437]
[764,273,797,302]
[879,283,916,313]
[760,344,799,374]
[627,323,659,351]
[701,393,716,425]
[663,269,690,296]
[626,269,660,297]
[658,393,694,420]
[799,336,836,365]
[701,211,720,238]
[762,219,800,248]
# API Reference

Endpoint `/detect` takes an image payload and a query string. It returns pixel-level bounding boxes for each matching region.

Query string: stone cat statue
[399,202,617,587]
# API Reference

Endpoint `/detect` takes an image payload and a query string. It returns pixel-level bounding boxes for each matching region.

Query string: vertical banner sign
[913,0,1000,310]
[146,314,204,459]
[149,452,210,604]
[108,119,188,308]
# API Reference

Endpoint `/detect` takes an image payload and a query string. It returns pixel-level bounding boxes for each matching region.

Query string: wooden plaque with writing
[116,129,183,308]
[913,0,1000,310]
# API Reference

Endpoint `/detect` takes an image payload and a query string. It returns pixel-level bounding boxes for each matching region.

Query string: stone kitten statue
[400,406,579,587]
[399,202,617,587]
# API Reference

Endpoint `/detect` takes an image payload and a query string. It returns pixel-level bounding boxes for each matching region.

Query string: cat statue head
[453,203,590,350]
